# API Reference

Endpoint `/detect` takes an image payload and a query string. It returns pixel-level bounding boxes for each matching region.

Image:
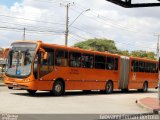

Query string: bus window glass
[106,57,114,70]
[95,55,105,69]
[151,63,157,73]
[139,61,145,72]
[6,43,37,77]
[81,54,94,68]
[115,58,118,70]
[69,52,81,67]
[145,62,150,73]
[56,50,68,67]
[156,63,158,73]
[40,48,54,77]
[132,60,139,72]
[33,53,39,79]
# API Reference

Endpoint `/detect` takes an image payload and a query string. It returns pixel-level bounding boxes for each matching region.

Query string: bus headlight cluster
[24,79,30,82]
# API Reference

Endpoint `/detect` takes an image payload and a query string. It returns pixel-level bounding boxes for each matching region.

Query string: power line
[0,14,65,26]
[0,1,156,52]
[0,20,64,33]
[32,0,62,3]
[0,25,154,51]
[67,6,157,45]
[71,24,156,45]
[0,26,64,34]
[70,32,156,51]
[73,4,154,36]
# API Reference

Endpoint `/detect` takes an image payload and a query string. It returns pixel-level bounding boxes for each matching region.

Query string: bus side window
[148,63,151,73]
[145,62,150,73]
[139,61,145,72]
[106,57,114,70]
[114,58,118,70]
[69,52,81,67]
[40,48,54,78]
[33,53,39,79]
[151,63,157,73]
[56,50,68,67]
[95,55,105,69]
[156,63,158,73]
[81,54,94,68]
[132,60,139,72]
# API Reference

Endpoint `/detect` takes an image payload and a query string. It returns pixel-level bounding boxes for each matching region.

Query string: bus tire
[51,80,65,96]
[105,81,113,94]
[138,82,148,92]
[27,90,37,95]
[8,86,13,89]
[142,82,148,92]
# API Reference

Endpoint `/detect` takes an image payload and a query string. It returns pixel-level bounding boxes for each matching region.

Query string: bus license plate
[13,82,18,86]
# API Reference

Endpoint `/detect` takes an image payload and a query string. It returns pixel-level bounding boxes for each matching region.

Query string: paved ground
[0,86,158,114]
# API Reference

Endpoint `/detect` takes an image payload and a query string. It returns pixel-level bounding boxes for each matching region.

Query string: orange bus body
[4,41,158,95]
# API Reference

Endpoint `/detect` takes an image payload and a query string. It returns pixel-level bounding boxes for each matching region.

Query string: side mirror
[39,48,48,60]
[43,52,48,60]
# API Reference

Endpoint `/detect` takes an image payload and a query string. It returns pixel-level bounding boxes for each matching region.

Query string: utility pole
[23,27,26,40]
[60,2,74,46]
[65,4,69,46]
[156,34,160,59]
[155,33,160,106]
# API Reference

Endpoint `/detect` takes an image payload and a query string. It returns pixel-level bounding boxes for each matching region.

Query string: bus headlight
[24,79,30,82]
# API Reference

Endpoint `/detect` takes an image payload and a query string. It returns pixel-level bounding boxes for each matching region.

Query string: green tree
[74,38,118,53]
[73,38,156,60]
[131,50,156,60]
[117,50,130,56]
[146,51,156,60]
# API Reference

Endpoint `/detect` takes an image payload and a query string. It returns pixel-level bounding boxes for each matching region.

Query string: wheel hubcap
[107,83,112,92]
[55,84,61,93]
[144,83,147,91]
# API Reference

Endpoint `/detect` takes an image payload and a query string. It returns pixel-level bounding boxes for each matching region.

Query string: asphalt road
[0,86,158,115]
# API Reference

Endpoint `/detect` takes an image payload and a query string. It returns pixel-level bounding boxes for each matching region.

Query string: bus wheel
[138,82,148,92]
[8,86,13,89]
[105,81,113,94]
[142,82,148,92]
[27,90,37,95]
[51,80,64,96]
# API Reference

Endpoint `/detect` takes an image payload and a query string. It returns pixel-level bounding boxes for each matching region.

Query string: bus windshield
[6,42,37,77]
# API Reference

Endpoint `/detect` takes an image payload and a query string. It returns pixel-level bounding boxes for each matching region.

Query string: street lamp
[69,8,90,27]
[65,8,90,46]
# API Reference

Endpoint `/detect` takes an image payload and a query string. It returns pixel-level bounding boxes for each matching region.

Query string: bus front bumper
[5,83,28,89]
[4,77,37,90]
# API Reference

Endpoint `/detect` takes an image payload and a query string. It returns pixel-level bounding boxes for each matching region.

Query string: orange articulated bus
[4,40,158,95]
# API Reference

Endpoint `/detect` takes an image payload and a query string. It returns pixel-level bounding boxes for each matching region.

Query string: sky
[0,0,160,53]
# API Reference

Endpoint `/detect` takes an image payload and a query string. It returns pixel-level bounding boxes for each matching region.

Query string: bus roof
[12,40,157,62]
[41,42,120,58]
[130,56,157,63]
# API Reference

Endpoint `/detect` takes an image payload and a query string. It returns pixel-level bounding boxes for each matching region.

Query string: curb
[135,100,153,113]
[136,98,160,114]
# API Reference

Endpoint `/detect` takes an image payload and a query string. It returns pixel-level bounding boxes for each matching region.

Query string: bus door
[130,60,138,89]
[33,48,54,89]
